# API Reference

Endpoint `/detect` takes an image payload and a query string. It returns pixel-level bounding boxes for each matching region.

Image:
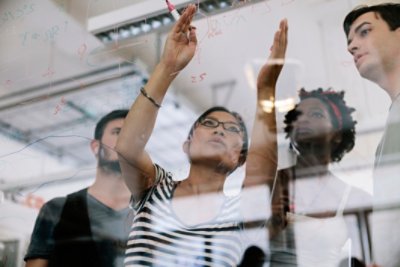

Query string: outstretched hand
[257,19,288,89]
[161,4,198,73]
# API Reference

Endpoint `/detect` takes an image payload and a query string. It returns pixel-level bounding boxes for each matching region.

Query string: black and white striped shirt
[125,165,243,267]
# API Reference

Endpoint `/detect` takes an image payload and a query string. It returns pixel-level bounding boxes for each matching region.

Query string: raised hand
[257,19,288,90]
[160,4,198,73]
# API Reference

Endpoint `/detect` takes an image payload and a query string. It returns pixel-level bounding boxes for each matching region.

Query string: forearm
[244,86,278,187]
[116,62,177,161]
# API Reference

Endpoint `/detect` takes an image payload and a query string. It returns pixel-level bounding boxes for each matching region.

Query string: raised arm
[244,19,288,188]
[116,4,197,200]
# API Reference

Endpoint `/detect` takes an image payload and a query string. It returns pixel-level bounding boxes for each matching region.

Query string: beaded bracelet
[140,87,161,108]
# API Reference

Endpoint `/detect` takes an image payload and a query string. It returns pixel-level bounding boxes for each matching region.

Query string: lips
[354,53,367,66]
[208,137,226,147]
[296,127,313,134]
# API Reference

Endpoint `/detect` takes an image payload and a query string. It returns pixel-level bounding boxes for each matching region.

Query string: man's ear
[90,140,100,156]
[183,140,190,155]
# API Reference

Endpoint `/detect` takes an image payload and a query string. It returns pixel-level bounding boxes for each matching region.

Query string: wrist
[157,61,179,79]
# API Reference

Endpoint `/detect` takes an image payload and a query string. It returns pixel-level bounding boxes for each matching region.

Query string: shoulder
[40,197,67,215]
[346,185,372,210]
[154,164,175,185]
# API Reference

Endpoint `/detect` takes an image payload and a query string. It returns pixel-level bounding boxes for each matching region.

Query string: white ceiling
[0,0,398,202]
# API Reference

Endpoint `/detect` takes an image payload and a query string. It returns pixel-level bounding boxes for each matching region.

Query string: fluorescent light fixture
[162,16,173,25]
[141,23,151,33]
[151,20,162,29]
[130,26,141,36]
[119,29,130,39]
[109,31,119,41]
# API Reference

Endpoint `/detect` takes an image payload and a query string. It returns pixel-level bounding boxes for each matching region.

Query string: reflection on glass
[269,89,372,267]
[23,110,132,267]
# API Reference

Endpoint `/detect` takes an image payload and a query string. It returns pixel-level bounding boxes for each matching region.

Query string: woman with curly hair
[268,87,372,267]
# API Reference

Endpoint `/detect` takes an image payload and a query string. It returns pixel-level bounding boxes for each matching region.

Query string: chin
[358,62,380,82]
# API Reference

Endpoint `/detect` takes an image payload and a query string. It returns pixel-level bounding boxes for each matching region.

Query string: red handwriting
[207,18,223,38]
[54,96,66,115]
[42,67,55,78]
[191,73,207,83]
[195,46,202,65]
[4,79,12,88]
[223,9,246,27]
[77,43,87,61]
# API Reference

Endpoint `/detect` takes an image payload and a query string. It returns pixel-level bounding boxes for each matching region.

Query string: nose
[213,127,225,136]
[347,38,358,55]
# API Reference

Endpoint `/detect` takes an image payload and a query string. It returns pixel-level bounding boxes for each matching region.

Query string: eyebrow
[310,107,325,113]
[347,22,371,45]
[207,116,239,124]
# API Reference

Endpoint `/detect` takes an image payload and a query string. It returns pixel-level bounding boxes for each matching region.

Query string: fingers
[183,5,196,33]
[281,18,288,51]
[174,4,196,34]
[188,26,198,46]
[270,19,288,58]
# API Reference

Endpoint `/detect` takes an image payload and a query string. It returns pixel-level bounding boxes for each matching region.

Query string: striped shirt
[125,165,243,267]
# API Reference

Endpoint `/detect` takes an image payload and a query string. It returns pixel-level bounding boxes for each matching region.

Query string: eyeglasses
[199,117,242,134]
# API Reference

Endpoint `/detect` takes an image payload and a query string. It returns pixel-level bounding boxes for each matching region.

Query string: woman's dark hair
[94,109,129,140]
[343,3,400,37]
[284,88,356,162]
[187,106,249,167]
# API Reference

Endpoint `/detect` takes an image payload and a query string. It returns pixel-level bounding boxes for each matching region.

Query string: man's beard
[98,144,121,174]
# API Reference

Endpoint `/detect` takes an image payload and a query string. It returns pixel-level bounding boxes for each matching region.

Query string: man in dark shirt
[24,110,132,267]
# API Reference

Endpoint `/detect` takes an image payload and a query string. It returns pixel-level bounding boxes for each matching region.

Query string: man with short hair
[24,110,131,267]
[344,3,400,267]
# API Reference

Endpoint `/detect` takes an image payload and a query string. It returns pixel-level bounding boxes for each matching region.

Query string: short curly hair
[284,88,357,162]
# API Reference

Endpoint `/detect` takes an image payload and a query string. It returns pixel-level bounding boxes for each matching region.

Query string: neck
[180,164,228,195]
[88,168,131,210]
[373,65,400,101]
[295,154,330,178]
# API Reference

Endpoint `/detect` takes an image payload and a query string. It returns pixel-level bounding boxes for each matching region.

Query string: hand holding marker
[166,0,181,20]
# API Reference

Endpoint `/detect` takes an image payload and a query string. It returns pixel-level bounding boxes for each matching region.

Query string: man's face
[347,12,400,82]
[97,118,124,173]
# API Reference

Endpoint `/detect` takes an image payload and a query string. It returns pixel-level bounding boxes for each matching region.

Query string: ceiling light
[130,25,141,36]
[99,35,111,43]
[141,23,151,33]
[219,1,229,8]
[151,20,162,29]
[207,4,216,11]
[119,29,130,39]
[162,16,172,25]
[109,31,119,41]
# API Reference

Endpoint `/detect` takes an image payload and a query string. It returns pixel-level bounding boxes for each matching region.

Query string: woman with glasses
[116,4,287,266]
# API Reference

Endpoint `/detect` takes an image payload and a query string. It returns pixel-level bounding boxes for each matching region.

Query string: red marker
[166,0,181,20]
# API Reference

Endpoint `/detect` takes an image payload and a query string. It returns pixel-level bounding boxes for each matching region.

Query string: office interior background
[1,0,399,266]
